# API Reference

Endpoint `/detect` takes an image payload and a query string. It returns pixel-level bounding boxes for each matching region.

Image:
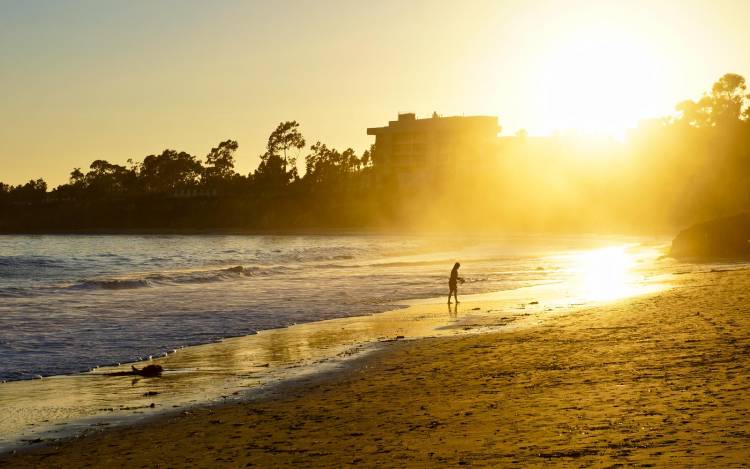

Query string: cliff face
[671,213,750,260]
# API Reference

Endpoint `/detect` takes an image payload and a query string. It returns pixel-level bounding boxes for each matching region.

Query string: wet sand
[2,268,749,467]
[0,280,604,450]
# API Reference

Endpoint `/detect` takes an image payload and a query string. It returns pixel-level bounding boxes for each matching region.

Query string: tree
[253,122,306,191]
[70,168,85,185]
[304,142,360,186]
[266,121,306,171]
[84,160,135,194]
[341,148,360,173]
[253,152,296,191]
[360,143,376,169]
[140,150,203,193]
[710,73,748,124]
[204,139,238,183]
[11,178,47,203]
[675,98,710,128]
[0,182,10,203]
[676,73,749,127]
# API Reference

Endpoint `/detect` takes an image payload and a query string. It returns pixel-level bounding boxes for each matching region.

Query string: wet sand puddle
[0,245,672,451]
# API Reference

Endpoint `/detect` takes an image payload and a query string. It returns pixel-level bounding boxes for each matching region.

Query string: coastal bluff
[671,213,750,260]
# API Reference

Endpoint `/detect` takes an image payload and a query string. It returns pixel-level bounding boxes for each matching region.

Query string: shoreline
[0,286,575,449]
[0,338,392,454]
[0,271,669,454]
[2,267,748,466]
[0,227,672,238]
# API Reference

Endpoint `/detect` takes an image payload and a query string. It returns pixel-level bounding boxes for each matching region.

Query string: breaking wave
[68,265,255,291]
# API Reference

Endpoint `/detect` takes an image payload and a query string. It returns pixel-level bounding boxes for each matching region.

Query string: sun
[533,26,666,140]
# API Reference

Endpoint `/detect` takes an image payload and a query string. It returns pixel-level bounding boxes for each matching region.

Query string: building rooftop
[367,113,500,135]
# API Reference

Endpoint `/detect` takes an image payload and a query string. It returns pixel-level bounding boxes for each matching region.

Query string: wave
[0,286,33,298]
[70,278,155,290]
[67,265,256,291]
[308,255,544,271]
[0,256,61,269]
[367,259,458,268]
[363,255,536,269]
[254,247,362,265]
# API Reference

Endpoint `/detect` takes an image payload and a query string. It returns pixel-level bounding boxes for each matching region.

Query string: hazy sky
[2,0,749,186]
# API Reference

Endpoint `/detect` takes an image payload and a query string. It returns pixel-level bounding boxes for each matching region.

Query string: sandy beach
[2,267,749,467]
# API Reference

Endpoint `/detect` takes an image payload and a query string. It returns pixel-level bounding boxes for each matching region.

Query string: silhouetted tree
[253,122,307,192]
[266,121,305,171]
[711,73,748,123]
[140,150,203,193]
[0,182,10,203]
[304,142,362,184]
[11,179,47,203]
[204,140,238,186]
[676,73,749,127]
[70,168,84,185]
[360,144,375,169]
[83,160,135,195]
[254,152,295,192]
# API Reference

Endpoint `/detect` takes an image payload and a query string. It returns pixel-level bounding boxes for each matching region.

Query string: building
[367,113,501,190]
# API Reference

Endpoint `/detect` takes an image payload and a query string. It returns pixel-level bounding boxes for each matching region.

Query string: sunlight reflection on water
[565,245,647,301]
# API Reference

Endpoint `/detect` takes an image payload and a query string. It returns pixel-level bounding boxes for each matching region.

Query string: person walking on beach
[448,262,463,304]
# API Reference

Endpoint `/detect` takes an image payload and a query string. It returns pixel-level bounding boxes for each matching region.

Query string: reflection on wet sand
[0,244,670,451]
[449,302,457,318]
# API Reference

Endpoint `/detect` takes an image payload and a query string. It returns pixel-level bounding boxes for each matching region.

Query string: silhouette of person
[448,262,463,304]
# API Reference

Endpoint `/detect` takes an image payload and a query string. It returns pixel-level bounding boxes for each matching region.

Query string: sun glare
[568,245,640,302]
[534,27,666,140]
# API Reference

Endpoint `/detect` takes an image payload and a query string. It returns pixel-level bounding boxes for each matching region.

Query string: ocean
[0,234,668,382]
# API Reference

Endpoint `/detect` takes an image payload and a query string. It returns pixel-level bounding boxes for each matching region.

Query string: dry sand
[1,268,749,467]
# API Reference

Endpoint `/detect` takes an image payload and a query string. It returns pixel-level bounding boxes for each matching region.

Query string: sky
[1,0,749,186]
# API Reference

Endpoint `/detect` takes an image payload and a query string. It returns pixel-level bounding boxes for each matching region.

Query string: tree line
[0,122,379,231]
[2,72,750,233]
[2,121,373,201]
[627,72,750,229]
